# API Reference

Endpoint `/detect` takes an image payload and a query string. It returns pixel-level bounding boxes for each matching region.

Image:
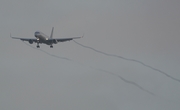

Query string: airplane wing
[55,36,82,42]
[11,37,37,42]
[10,33,38,43]
[52,35,83,42]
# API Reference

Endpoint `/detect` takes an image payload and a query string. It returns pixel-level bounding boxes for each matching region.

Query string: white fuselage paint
[34,31,52,45]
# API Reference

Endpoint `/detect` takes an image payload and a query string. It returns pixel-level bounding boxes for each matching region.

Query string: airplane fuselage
[34,31,52,45]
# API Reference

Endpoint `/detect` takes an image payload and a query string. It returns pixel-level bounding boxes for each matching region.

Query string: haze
[1,0,180,110]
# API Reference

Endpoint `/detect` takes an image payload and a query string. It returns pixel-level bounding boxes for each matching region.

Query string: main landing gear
[36,43,53,48]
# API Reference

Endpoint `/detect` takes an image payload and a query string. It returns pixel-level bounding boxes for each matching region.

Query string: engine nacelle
[53,39,58,44]
[29,40,33,44]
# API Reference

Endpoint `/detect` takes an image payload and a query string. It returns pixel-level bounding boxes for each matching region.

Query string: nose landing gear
[37,42,40,48]
[36,39,40,48]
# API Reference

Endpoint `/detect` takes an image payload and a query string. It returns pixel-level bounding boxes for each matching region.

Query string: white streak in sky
[73,40,180,83]
[22,41,155,96]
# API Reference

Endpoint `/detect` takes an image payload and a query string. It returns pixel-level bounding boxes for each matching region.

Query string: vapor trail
[22,41,155,96]
[96,68,155,96]
[73,40,180,83]
[22,41,72,61]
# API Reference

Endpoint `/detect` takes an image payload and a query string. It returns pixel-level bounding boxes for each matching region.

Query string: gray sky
[1,0,180,110]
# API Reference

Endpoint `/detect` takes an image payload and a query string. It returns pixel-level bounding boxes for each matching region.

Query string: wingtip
[10,33,12,38]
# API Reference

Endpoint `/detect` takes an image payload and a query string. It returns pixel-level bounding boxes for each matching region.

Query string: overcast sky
[1,0,180,110]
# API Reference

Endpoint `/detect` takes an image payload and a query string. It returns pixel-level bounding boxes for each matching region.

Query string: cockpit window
[35,32,40,34]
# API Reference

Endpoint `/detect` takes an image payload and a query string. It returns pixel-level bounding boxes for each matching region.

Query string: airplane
[11,27,83,48]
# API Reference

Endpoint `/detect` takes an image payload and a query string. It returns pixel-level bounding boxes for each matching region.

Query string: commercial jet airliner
[11,27,83,48]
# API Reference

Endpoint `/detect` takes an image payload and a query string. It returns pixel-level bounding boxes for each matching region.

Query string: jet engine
[29,40,33,44]
[53,39,58,44]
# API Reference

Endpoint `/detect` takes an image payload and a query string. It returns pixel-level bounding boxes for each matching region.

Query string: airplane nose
[34,31,40,37]
[34,33,37,37]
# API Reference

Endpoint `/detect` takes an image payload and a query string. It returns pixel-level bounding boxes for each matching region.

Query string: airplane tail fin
[50,27,54,38]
